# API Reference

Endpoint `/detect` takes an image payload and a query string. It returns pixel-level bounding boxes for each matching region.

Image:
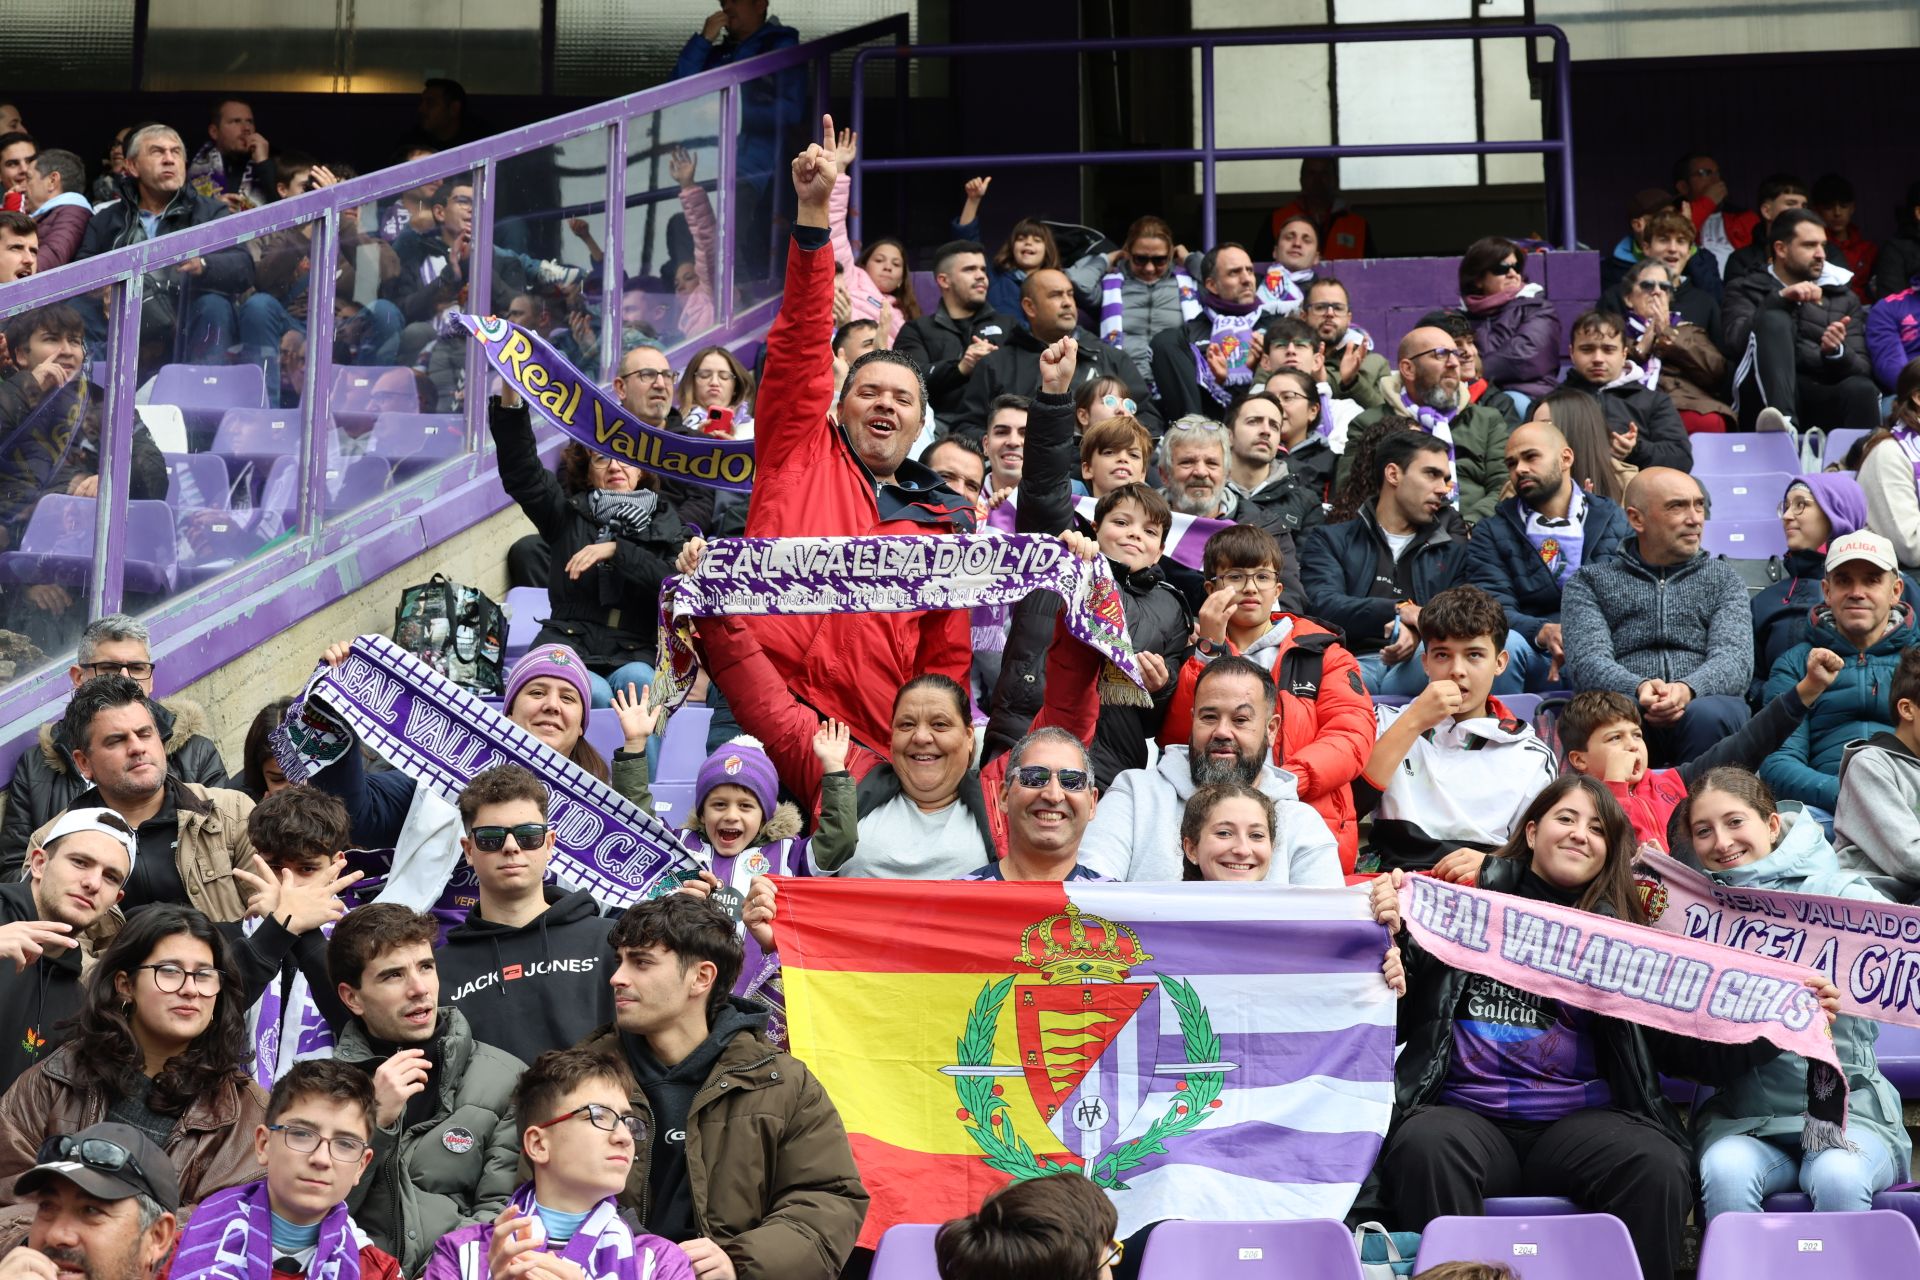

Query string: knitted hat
[1787,473,1868,540]
[504,644,592,727]
[695,736,779,816]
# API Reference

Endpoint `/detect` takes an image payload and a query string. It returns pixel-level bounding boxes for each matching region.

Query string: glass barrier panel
[495,132,612,378]
[732,63,811,312]
[622,93,725,352]
[0,279,121,667]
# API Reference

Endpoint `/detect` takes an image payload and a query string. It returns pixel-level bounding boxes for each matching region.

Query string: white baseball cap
[1825,530,1898,576]
[41,807,137,876]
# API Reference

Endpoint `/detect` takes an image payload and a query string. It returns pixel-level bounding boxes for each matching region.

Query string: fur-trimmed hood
[38,695,210,777]
[685,798,803,848]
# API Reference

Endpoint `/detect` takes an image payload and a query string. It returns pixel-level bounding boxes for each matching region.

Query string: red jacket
[742,234,971,753]
[697,611,1100,859]
[1156,616,1374,873]
[1605,768,1689,853]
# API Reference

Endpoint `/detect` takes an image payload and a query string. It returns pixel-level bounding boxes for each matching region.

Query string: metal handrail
[849,24,1575,251]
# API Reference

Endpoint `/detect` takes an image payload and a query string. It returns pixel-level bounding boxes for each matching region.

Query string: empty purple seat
[1136,1219,1365,1280]
[1702,520,1788,559]
[211,408,303,494]
[164,452,231,512]
[869,1223,942,1280]
[503,587,546,667]
[150,363,268,445]
[1697,1208,1920,1277]
[1874,1021,1920,1098]
[1703,471,1792,520]
[1691,432,1802,477]
[581,714,627,765]
[1822,427,1871,469]
[657,705,715,785]
[1416,1211,1642,1279]
[1763,1189,1920,1228]
[367,413,466,471]
[0,494,97,587]
[122,500,178,595]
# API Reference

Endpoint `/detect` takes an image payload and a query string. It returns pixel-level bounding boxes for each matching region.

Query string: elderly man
[2,614,229,879]
[1148,241,1272,422]
[0,1123,179,1279]
[745,115,977,753]
[1759,531,1915,827]
[1079,656,1341,884]
[1156,415,1304,613]
[1562,468,1753,767]
[1338,324,1512,524]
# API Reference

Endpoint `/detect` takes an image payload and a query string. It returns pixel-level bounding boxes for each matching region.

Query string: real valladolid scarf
[271,635,695,910]
[170,1181,361,1280]
[656,534,1148,711]
[460,315,755,493]
[1399,874,1852,1152]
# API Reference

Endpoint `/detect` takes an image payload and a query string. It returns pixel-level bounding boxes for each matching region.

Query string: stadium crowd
[7,16,1920,1279]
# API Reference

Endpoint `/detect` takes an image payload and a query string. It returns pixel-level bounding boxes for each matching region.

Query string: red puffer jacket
[742,235,972,754]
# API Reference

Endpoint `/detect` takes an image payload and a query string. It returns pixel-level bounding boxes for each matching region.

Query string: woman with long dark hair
[1365,776,1805,1280]
[0,903,266,1216]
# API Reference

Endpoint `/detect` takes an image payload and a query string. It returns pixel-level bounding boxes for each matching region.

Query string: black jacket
[1464,493,1632,646]
[76,178,253,298]
[1557,369,1693,473]
[894,305,1013,421]
[1147,315,1229,423]
[489,398,689,670]
[0,881,85,1093]
[959,326,1163,438]
[1229,468,1326,542]
[1,697,230,881]
[438,885,616,1064]
[1721,269,1872,381]
[1297,506,1470,656]
[1873,233,1920,304]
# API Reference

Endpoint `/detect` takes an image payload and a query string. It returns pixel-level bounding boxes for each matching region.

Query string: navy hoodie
[438,885,616,1064]
[0,880,85,1092]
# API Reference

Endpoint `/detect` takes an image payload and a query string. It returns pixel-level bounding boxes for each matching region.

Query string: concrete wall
[172,503,537,773]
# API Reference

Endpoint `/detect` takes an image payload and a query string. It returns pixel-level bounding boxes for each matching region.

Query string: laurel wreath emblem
[951,974,1224,1190]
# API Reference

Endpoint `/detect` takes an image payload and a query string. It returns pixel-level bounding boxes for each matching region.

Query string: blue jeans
[587,661,655,709]
[1700,1129,1898,1220]
[1355,629,1538,697]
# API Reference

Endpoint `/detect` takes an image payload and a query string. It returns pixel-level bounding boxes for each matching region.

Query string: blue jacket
[1464,493,1631,645]
[1761,603,1918,811]
[1692,806,1910,1179]
[1298,506,1471,655]
[673,18,803,183]
[1749,550,1920,700]
[1866,282,1920,393]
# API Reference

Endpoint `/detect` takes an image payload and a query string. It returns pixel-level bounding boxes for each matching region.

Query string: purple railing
[0,14,907,754]
[849,23,1577,251]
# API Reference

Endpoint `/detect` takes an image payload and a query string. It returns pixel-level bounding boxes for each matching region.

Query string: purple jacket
[1468,292,1564,399]
[1867,283,1920,392]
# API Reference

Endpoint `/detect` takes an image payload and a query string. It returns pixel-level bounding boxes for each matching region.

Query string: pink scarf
[1461,285,1526,316]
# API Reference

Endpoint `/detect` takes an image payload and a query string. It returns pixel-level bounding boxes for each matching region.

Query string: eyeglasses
[1009,765,1092,793]
[35,1135,159,1194]
[1129,253,1169,268]
[1779,494,1818,517]
[268,1124,370,1164]
[1692,166,1719,178]
[1100,394,1138,415]
[78,660,154,679]
[470,822,551,852]
[1635,280,1676,294]
[1102,1240,1126,1269]
[1414,347,1470,365]
[533,1102,647,1143]
[620,367,674,383]
[1212,570,1279,590]
[694,368,736,382]
[135,963,222,994]
[1306,301,1349,315]
[1271,390,1312,407]
[1493,259,1523,275]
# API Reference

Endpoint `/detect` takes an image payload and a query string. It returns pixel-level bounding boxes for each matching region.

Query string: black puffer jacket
[489,397,689,670]
[1722,270,1871,380]
[76,177,253,298]
[1,697,229,881]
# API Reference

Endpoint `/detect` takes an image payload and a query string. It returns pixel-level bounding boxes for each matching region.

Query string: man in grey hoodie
[1834,645,1920,900]
[1562,467,1753,767]
[1078,655,1342,884]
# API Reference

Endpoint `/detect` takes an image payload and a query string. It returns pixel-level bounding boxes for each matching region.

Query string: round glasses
[1100,394,1138,415]
[135,963,222,994]
[267,1125,370,1164]
[534,1102,647,1142]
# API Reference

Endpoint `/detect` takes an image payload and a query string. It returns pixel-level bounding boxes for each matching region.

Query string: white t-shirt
[837,793,988,878]
[1383,528,1416,561]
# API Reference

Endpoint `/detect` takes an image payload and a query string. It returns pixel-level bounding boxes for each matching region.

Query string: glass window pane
[1193,44,1331,199]
[1482,38,1546,187]
[0,0,134,91]
[733,64,813,311]
[0,281,119,662]
[495,133,612,381]
[623,95,726,347]
[1335,39,1479,190]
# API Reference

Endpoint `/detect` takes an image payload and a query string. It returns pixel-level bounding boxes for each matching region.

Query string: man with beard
[894,238,1007,422]
[1078,656,1341,884]
[188,98,274,210]
[0,1122,178,1280]
[1148,242,1278,422]
[1153,416,1305,614]
[1336,325,1513,525]
[1465,420,1632,691]
[1302,276,1388,410]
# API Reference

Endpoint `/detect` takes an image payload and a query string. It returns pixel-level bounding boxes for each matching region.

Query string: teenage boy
[1835,645,1920,898]
[329,903,523,1276]
[160,1059,400,1280]
[425,1049,693,1280]
[438,764,616,1063]
[1159,523,1373,871]
[580,894,867,1280]
[1557,309,1692,473]
[1357,585,1558,871]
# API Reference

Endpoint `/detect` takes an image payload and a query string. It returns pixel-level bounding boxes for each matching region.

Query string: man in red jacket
[745,114,975,754]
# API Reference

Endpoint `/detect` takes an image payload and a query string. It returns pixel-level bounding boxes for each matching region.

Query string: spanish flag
[774,878,1397,1244]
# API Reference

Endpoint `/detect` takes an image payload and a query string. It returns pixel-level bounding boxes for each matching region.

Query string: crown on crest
[1016,903,1152,984]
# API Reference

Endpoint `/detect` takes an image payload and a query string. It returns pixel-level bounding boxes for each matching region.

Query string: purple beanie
[505,644,592,725]
[695,736,779,816]
[1788,473,1868,540]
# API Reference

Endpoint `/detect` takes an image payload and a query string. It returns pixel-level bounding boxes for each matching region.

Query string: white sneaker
[1756,407,1794,433]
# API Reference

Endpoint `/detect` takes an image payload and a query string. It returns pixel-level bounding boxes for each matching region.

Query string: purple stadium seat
[367,413,466,472]
[869,1223,942,1280]
[163,452,231,512]
[1689,432,1802,477]
[1416,1212,1642,1279]
[176,509,272,585]
[1136,1219,1365,1280]
[657,705,714,784]
[1702,520,1788,559]
[1697,1209,1920,1278]
[122,501,178,595]
[1822,428,1871,469]
[259,454,392,523]
[581,713,627,764]
[211,408,303,494]
[149,363,269,444]
[0,494,96,587]
[1703,471,1792,520]
[1485,1198,1582,1216]
[503,586,546,667]
[1875,1022,1920,1097]
[1500,693,1542,724]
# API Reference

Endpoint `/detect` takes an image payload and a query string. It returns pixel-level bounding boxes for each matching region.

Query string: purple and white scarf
[187,142,255,206]
[1893,428,1920,492]
[1396,389,1460,502]
[1259,263,1315,315]
[657,534,1148,713]
[984,491,1232,573]
[244,917,336,1091]
[1191,292,1263,407]
[1624,315,1680,388]
[1099,265,1200,347]
[439,1184,666,1280]
[271,635,696,911]
[170,1180,362,1280]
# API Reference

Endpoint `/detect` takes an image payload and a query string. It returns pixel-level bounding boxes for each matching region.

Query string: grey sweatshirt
[1560,539,1753,698]
[1833,731,1920,901]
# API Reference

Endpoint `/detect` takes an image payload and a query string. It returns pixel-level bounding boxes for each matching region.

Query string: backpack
[392,574,506,696]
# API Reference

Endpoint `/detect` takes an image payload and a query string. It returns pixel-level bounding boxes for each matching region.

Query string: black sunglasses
[470,822,551,852]
[35,1135,160,1197]
[1130,253,1170,267]
[1494,259,1522,274]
